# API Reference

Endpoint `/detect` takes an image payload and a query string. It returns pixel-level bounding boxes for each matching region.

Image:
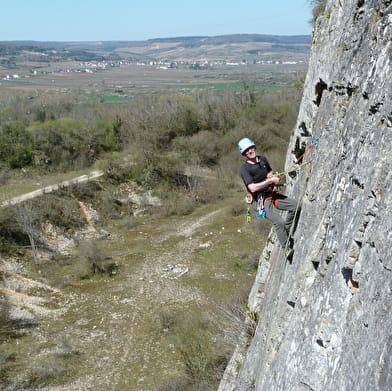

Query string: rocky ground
[1,187,264,390]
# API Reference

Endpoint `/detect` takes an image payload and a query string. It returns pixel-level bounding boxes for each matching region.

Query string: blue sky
[1,0,312,42]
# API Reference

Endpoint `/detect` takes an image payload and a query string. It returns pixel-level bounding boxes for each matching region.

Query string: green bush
[0,120,34,168]
[91,118,122,153]
[28,118,89,169]
[310,0,328,25]
[27,116,123,170]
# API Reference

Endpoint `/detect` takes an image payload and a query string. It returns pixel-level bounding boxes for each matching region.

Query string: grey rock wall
[219,1,391,390]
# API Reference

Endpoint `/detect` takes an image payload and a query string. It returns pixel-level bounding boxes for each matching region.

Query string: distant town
[1,57,307,81]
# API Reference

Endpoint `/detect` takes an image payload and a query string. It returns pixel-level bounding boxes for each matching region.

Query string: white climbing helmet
[238,138,255,155]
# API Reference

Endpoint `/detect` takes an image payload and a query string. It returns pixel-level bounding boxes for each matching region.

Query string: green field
[175,82,285,91]
[0,62,306,97]
[83,93,130,102]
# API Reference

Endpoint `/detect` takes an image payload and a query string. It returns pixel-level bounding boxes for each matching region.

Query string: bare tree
[15,202,39,263]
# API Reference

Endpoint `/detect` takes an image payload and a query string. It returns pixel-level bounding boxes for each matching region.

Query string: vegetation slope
[0,85,301,390]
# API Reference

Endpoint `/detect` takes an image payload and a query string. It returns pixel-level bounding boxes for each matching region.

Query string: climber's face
[244,146,256,159]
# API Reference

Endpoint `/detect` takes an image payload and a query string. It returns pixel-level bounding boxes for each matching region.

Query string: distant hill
[0,34,310,63]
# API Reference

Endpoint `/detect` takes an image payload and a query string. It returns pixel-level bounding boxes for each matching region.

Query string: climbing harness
[262,191,280,208]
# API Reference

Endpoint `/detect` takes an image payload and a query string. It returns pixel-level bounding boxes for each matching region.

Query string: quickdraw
[245,193,253,223]
[256,196,266,219]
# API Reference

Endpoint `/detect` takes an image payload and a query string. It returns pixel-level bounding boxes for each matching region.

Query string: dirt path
[39,210,221,390]
[1,170,104,208]
[0,165,211,208]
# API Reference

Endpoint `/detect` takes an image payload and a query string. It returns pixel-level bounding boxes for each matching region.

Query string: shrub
[310,0,328,25]
[0,207,29,251]
[25,356,68,388]
[0,168,11,185]
[33,195,85,232]
[231,202,245,217]
[98,154,134,185]
[19,342,80,390]
[73,240,117,278]
[161,193,196,217]
[172,130,221,166]
[0,120,34,168]
[246,253,260,270]
[194,178,226,205]
[137,150,186,189]
[176,329,228,384]
[170,315,230,387]
[96,191,126,220]
[158,308,179,333]
[67,181,103,202]
[91,118,122,153]
[28,118,90,170]
[198,90,241,132]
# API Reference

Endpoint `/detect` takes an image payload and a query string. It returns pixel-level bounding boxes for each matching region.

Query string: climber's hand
[269,176,280,185]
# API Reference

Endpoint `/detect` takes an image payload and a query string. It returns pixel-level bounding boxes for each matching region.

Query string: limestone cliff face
[219,1,391,390]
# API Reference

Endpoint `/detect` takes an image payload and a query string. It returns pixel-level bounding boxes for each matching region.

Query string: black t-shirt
[240,155,272,196]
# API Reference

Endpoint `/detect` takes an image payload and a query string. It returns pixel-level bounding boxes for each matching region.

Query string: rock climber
[238,137,298,257]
